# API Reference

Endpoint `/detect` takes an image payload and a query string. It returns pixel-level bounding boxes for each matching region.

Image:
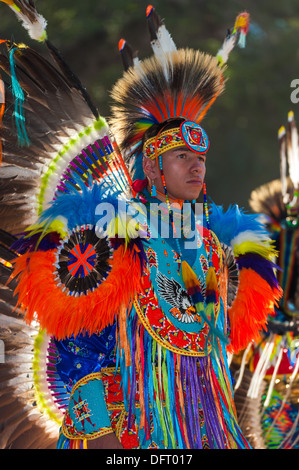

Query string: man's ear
[143,157,159,180]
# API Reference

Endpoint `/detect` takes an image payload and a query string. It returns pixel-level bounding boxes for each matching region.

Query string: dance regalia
[52,193,250,449]
[232,112,299,449]
[0,3,281,449]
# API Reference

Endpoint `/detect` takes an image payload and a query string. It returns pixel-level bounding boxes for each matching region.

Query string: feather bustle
[10,244,143,340]
[228,269,282,354]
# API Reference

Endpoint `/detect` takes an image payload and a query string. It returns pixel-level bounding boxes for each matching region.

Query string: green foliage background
[1,0,299,209]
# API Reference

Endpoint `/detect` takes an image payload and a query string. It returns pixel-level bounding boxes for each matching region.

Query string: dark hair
[142,117,185,144]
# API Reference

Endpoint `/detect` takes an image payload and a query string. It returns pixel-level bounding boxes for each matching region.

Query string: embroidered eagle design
[156,272,205,324]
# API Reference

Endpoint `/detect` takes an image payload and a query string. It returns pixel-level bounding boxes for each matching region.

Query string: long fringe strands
[9,47,30,146]
[117,308,249,449]
[263,353,299,443]
[234,342,253,391]
[263,342,284,408]
[181,259,229,354]
[247,335,275,400]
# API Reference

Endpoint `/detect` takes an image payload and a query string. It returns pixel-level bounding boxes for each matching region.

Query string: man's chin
[183,191,202,201]
[165,189,202,202]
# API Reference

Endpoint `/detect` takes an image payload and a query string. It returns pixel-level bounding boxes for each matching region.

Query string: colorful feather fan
[8,178,145,340]
[209,202,282,353]
[11,242,143,340]
[0,0,141,345]
[0,40,133,235]
[0,234,62,448]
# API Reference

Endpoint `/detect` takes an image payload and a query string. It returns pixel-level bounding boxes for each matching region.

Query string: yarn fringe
[56,434,87,449]
[9,46,30,146]
[116,309,250,449]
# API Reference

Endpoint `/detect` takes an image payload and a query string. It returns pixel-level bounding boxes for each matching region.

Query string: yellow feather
[233,240,278,260]
[205,266,218,292]
[181,260,199,290]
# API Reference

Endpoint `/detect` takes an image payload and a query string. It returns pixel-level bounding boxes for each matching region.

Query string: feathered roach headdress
[250,111,299,316]
[110,5,250,179]
[250,111,299,224]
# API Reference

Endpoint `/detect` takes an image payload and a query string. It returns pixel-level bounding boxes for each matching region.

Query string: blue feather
[39,176,123,230]
[131,151,145,181]
[11,231,62,253]
[208,201,269,245]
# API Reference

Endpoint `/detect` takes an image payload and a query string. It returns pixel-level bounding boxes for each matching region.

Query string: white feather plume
[8,3,47,41]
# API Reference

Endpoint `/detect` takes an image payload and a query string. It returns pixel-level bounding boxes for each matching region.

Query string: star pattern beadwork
[73,398,92,423]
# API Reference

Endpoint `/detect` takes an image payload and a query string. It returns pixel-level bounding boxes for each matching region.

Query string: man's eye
[177,153,186,159]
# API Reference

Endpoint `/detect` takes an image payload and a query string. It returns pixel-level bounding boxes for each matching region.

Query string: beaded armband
[61,372,113,440]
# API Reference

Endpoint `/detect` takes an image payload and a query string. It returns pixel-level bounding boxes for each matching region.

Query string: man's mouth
[186,179,202,185]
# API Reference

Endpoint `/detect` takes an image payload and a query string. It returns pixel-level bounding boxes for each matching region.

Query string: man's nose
[190,160,204,173]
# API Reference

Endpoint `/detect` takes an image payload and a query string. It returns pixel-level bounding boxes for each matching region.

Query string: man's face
[154,145,206,201]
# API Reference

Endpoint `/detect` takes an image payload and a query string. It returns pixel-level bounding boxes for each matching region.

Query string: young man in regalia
[0,4,281,449]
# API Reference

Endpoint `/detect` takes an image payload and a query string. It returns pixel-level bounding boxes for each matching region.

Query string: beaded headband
[143,121,210,159]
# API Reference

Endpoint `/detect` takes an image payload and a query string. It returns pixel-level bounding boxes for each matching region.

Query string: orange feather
[227,268,282,354]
